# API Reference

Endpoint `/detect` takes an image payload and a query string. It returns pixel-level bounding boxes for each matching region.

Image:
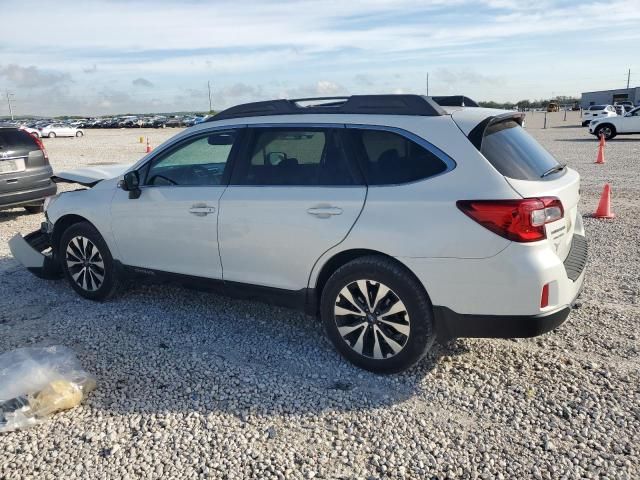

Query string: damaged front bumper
[8,222,62,279]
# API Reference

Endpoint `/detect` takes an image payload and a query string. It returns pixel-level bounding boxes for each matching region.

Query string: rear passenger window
[348,129,448,185]
[232,128,356,186]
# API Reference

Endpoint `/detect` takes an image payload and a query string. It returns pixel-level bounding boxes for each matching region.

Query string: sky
[1,0,639,116]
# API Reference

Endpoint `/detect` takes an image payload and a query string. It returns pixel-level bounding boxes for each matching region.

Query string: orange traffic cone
[145,137,152,153]
[592,183,615,219]
[595,134,605,164]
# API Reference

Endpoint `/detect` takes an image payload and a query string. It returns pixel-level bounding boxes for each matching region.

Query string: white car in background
[40,124,84,138]
[589,106,640,140]
[581,105,617,126]
[18,126,42,138]
[9,95,586,373]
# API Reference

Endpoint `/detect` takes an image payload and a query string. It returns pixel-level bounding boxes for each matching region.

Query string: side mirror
[119,170,141,199]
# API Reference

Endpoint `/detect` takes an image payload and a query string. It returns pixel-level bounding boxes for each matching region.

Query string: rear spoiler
[467,112,526,150]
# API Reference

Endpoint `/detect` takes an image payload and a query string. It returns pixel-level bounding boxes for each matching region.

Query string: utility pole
[5,91,15,120]
[627,69,631,89]
[207,81,213,113]
[426,73,429,96]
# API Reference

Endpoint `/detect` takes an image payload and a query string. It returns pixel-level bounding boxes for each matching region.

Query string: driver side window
[145,130,237,186]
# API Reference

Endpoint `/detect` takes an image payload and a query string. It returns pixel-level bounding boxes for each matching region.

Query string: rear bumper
[434,303,576,341]
[400,233,587,340]
[8,228,61,279]
[0,173,56,209]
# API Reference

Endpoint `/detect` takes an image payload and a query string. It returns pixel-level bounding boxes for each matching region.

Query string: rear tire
[75,131,83,137]
[48,132,56,138]
[59,222,120,301]
[24,204,44,214]
[320,256,435,374]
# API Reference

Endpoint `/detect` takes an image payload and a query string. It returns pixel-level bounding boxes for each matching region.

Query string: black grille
[563,234,588,281]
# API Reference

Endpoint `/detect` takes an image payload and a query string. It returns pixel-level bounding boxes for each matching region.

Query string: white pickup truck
[589,106,640,140]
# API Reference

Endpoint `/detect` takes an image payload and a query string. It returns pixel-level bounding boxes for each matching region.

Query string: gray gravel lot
[1,112,638,479]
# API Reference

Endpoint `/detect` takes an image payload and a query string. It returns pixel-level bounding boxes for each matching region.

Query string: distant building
[581,87,640,108]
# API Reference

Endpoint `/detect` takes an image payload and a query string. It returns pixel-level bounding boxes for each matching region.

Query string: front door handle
[307,206,343,218]
[189,204,216,216]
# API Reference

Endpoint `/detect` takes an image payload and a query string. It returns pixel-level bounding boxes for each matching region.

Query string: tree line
[478,96,580,110]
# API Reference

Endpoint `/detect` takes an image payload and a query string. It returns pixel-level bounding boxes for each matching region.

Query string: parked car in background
[40,124,84,138]
[546,102,559,112]
[19,125,42,138]
[9,95,586,373]
[589,106,640,140]
[0,127,56,213]
[581,105,617,126]
[164,117,184,128]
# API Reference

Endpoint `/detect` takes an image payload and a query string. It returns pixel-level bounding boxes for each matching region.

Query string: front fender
[47,183,121,260]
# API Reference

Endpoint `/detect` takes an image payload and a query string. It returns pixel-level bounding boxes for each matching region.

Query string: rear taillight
[32,135,49,163]
[457,197,564,242]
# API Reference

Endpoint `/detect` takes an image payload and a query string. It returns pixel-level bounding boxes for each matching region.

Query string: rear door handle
[189,204,216,216]
[307,206,343,218]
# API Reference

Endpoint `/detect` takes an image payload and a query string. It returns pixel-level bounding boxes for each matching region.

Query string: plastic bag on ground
[0,346,96,432]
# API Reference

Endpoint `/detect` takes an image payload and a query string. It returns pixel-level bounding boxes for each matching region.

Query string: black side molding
[121,265,315,313]
[433,305,571,342]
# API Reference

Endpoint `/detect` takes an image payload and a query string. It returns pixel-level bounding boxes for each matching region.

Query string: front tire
[595,124,616,140]
[320,256,435,373]
[48,132,56,138]
[59,222,120,301]
[75,131,83,137]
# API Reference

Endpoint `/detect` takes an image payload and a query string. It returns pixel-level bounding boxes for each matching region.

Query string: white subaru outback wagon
[10,95,587,373]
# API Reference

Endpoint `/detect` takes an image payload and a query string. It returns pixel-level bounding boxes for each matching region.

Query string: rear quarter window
[347,128,449,185]
[0,130,38,151]
[480,120,561,181]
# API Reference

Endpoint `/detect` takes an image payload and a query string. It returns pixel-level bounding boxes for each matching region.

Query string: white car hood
[53,163,133,186]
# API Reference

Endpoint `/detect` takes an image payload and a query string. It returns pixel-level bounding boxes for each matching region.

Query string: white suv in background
[581,105,617,126]
[589,106,640,140]
[10,95,587,373]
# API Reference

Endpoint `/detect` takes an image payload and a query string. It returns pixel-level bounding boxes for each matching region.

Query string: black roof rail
[431,95,479,107]
[208,95,447,121]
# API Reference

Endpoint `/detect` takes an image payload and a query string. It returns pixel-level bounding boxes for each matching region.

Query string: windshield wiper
[541,163,566,178]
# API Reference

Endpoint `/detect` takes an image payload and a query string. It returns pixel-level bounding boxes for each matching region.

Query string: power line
[5,91,15,120]
[627,68,631,89]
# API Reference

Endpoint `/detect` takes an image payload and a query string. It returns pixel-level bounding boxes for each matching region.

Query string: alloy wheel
[65,236,105,292]
[334,279,410,359]
[600,126,612,139]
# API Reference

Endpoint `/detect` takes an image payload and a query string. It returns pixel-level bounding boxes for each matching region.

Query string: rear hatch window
[0,129,39,152]
[480,120,561,181]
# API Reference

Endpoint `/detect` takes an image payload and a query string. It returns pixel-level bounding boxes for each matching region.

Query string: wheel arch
[310,248,431,314]
[51,214,98,252]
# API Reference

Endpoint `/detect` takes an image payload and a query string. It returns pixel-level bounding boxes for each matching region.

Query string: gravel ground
[1,112,638,479]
